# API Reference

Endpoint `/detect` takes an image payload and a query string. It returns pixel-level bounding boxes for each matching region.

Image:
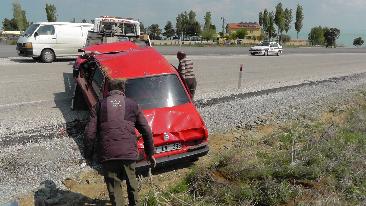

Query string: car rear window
[125,74,190,110]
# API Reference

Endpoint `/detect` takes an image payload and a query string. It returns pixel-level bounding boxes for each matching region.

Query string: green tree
[262,9,269,39]
[163,21,175,38]
[81,19,87,23]
[203,11,212,31]
[295,4,304,39]
[267,12,276,40]
[45,3,57,22]
[274,2,285,41]
[353,37,364,47]
[284,8,292,34]
[2,18,18,30]
[324,27,340,48]
[280,34,291,43]
[12,1,29,31]
[176,11,189,38]
[147,24,162,40]
[202,11,216,40]
[202,29,216,41]
[258,11,263,26]
[308,26,325,46]
[236,29,247,39]
[187,10,201,36]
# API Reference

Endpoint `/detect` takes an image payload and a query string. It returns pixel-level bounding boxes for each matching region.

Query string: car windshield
[259,42,270,46]
[22,24,39,36]
[125,74,190,110]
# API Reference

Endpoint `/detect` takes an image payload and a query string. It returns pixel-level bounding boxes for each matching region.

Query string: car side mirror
[34,32,39,38]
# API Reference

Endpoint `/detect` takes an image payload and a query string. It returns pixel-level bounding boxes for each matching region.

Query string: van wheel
[41,49,55,63]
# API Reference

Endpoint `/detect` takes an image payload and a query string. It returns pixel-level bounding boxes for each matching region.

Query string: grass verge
[142,91,366,205]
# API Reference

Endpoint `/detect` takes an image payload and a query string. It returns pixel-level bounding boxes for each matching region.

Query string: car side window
[37,25,55,35]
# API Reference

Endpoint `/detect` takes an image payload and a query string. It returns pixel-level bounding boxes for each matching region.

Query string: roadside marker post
[238,64,243,89]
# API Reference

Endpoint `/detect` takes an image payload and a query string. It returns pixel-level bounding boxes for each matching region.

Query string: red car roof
[95,47,176,79]
[83,41,139,53]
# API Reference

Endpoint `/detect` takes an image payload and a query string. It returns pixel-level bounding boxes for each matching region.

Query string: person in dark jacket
[177,50,197,99]
[84,78,155,206]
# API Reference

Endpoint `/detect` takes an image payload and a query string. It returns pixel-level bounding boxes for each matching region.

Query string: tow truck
[86,16,150,47]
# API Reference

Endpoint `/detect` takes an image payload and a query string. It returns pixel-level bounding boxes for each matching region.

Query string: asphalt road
[1,44,366,57]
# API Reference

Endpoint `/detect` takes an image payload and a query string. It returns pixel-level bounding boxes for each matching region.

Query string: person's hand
[147,156,156,168]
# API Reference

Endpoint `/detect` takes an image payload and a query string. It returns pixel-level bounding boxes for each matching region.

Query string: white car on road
[249,41,283,56]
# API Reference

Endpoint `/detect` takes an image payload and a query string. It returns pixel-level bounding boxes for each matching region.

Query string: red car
[72,41,209,167]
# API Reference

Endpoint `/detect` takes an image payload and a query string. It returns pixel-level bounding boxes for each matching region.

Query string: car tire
[250,53,255,56]
[265,50,268,56]
[277,51,280,56]
[41,49,55,63]
[71,84,88,110]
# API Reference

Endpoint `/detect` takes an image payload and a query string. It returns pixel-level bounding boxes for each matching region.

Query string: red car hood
[144,103,204,134]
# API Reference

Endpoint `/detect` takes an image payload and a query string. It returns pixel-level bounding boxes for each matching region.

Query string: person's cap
[177,50,185,55]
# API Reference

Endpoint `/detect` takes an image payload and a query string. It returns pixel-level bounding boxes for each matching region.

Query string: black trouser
[185,78,197,99]
[103,160,138,206]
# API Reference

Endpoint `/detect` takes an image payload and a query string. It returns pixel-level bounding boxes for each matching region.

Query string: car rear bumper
[136,142,209,168]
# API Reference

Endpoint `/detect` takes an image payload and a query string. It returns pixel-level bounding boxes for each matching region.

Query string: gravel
[2,71,366,204]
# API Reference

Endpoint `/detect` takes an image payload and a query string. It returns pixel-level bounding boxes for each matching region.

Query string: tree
[324,28,340,48]
[284,8,292,34]
[81,19,87,23]
[353,37,364,47]
[203,12,212,31]
[308,26,325,46]
[295,4,304,39]
[262,9,269,38]
[280,34,291,43]
[186,10,201,36]
[274,2,285,41]
[202,29,216,41]
[2,18,18,30]
[202,11,216,40]
[12,1,29,31]
[258,12,263,26]
[236,29,247,39]
[163,21,175,38]
[267,12,276,40]
[176,11,189,38]
[45,3,57,22]
[147,24,161,40]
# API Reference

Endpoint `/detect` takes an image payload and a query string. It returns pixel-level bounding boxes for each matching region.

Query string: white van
[16,22,93,63]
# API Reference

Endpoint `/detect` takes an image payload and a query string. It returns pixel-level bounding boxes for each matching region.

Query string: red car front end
[73,41,209,167]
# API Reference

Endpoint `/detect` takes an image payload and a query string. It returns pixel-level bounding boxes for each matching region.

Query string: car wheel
[277,51,280,56]
[250,53,255,56]
[71,84,88,110]
[41,49,55,63]
[265,50,268,56]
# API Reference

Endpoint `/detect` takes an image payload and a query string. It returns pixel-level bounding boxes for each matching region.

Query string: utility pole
[220,17,226,35]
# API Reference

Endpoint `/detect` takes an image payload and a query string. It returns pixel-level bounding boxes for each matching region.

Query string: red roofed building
[226,22,262,39]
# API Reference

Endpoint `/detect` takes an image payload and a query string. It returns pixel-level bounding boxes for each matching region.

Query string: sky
[1,0,366,45]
